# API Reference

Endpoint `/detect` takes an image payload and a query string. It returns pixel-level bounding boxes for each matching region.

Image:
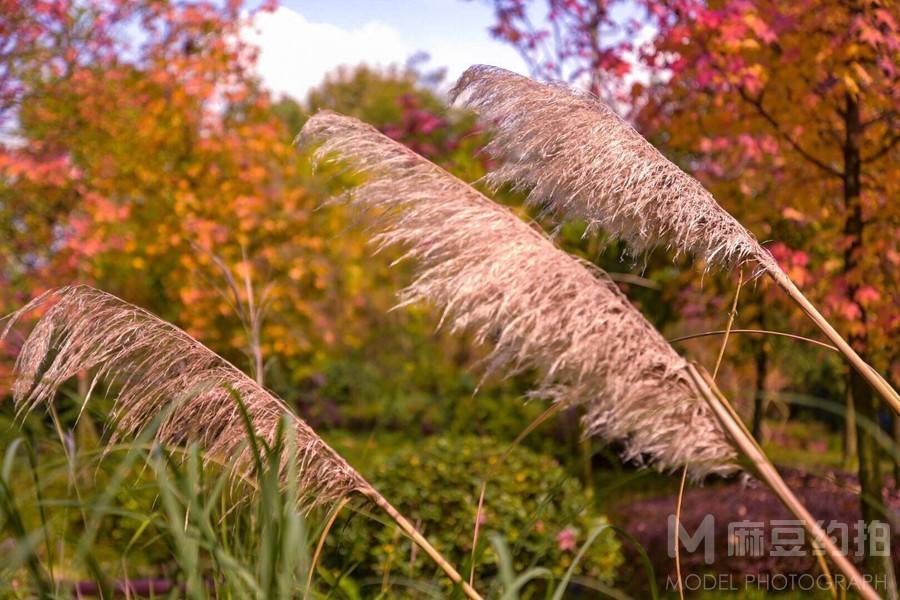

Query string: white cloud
[426,38,526,88]
[243,6,411,101]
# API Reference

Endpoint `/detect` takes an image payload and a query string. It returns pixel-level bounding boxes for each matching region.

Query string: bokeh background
[1,1,898,597]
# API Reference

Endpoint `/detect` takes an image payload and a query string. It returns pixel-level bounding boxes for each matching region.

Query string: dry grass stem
[713,270,744,380]
[674,465,688,600]
[667,329,839,352]
[469,402,563,585]
[306,496,351,598]
[299,111,736,479]
[687,364,878,600]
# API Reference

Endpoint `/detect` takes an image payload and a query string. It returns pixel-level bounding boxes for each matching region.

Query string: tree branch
[738,87,844,179]
[862,132,900,163]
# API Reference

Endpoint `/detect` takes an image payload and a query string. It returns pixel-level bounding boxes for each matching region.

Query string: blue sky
[243,0,528,100]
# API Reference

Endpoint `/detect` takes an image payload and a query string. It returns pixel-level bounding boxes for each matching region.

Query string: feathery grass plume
[450,65,775,272]
[451,65,900,412]
[2,285,363,509]
[1,285,485,599]
[299,111,736,479]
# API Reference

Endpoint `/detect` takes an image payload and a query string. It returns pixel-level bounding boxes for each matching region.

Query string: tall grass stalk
[300,110,879,600]
[1,286,483,600]
[668,329,839,352]
[468,402,563,586]
[686,363,879,600]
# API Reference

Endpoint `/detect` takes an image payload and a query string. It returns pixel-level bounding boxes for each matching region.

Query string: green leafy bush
[327,435,622,588]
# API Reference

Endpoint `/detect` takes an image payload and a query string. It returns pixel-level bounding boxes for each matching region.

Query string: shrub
[327,435,622,589]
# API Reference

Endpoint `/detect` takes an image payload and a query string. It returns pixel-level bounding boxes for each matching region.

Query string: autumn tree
[0,1,377,398]
[487,0,899,589]
[0,0,531,436]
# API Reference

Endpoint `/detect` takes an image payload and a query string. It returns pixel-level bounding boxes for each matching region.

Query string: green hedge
[327,435,622,589]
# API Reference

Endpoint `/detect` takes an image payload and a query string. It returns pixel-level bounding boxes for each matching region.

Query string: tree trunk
[843,93,898,598]
[844,384,858,469]
[894,413,900,488]
[751,339,767,440]
[851,370,896,596]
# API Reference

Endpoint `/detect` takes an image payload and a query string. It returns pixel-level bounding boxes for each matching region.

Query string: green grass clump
[0,411,319,599]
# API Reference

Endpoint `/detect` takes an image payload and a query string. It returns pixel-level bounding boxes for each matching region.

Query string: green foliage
[327,435,622,590]
[306,65,435,123]
[0,396,642,599]
[0,410,317,599]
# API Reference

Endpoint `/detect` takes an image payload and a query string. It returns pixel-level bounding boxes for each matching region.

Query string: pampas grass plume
[299,110,736,479]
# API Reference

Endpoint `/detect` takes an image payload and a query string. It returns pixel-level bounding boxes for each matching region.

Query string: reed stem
[305,496,351,599]
[668,329,838,352]
[360,487,484,600]
[468,402,563,585]
[674,465,688,600]
[767,266,900,414]
[687,363,880,600]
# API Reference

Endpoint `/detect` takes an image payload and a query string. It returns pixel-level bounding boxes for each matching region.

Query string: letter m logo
[668,514,715,564]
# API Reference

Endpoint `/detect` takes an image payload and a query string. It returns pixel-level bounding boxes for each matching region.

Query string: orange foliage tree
[488,0,899,585]
[0,1,522,434]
